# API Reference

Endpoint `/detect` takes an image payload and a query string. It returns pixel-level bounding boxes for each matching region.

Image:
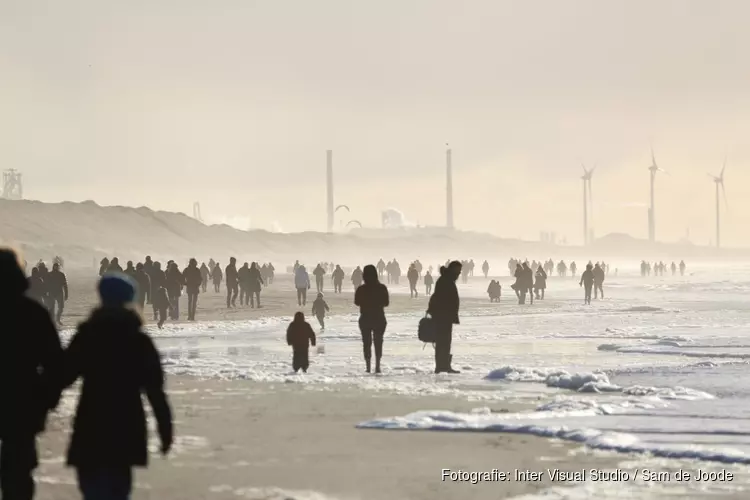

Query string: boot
[365,358,371,373]
[446,355,460,374]
[375,358,381,374]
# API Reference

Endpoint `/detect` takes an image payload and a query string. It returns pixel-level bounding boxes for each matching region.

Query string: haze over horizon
[2,0,749,245]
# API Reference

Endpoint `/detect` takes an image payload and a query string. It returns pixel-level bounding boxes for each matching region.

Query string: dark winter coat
[580,269,595,286]
[0,295,63,439]
[166,267,184,297]
[61,307,173,467]
[354,282,389,324]
[135,270,151,303]
[47,269,69,298]
[248,266,264,292]
[225,264,238,286]
[183,265,202,291]
[286,321,317,349]
[428,267,460,324]
[312,298,329,317]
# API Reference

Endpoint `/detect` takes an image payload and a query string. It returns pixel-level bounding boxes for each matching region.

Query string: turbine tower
[647,147,666,243]
[709,158,728,248]
[326,150,334,233]
[446,144,454,229]
[581,165,595,245]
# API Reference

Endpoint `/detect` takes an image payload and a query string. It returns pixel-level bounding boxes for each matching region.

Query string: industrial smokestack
[326,150,334,233]
[446,148,454,229]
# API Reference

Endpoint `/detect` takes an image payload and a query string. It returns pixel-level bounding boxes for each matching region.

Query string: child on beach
[311,293,330,329]
[152,285,171,328]
[286,312,317,373]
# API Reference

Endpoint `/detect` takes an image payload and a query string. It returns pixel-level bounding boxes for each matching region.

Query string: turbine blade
[581,163,587,175]
[721,157,727,178]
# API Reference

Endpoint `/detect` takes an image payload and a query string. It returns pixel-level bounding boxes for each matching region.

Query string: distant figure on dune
[226,258,239,308]
[482,260,489,278]
[212,263,223,293]
[312,293,330,330]
[407,263,419,298]
[200,262,210,293]
[593,263,605,299]
[47,262,69,326]
[428,261,461,374]
[99,257,110,277]
[0,249,63,500]
[351,266,363,289]
[295,265,311,306]
[313,264,326,293]
[332,265,345,294]
[580,263,595,305]
[287,312,317,374]
[184,258,202,321]
[534,265,547,300]
[424,270,434,296]
[60,273,173,500]
[354,265,389,374]
[249,262,264,308]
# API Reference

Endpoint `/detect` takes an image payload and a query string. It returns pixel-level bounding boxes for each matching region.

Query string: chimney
[446,148,454,229]
[326,150,334,233]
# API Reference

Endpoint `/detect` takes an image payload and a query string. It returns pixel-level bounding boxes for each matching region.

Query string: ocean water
[77,264,750,498]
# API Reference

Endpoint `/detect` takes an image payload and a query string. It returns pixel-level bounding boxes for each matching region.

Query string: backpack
[418,314,436,343]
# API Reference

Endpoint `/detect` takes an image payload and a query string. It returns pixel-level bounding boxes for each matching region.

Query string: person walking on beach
[311,293,330,330]
[153,283,171,329]
[47,261,69,325]
[424,270,434,296]
[580,263,595,305]
[212,263,223,293]
[570,261,577,277]
[313,264,326,293]
[534,265,548,300]
[332,265,345,294]
[286,312,317,373]
[407,263,419,298]
[60,273,173,500]
[200,263,210,293]
[165,262,184,320]
[522,262,534,305]
[225,258,239,308]
[376,259,386,278]
[428,261,461,374]
[99,258,110,277]
[593,263,605,300]
[354,265,389,374]
[351,266,363,289]
[183,258,202,321]
[295,265,311,306]
[249,262,264,308]
[149,262,166,320]
[680,260,686,276]
[134,263,151,311]
[0,249,63,500]
[482,260,489,278]
[487,280,501,302]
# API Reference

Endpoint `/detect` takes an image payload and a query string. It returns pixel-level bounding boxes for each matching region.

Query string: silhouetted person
[424,270,434,296]
[580,263,595,305]
[134,263,151,311]
[570,261,577,277]
[46,262,69,325]
[60,274,173,500]
[28,267,47,304]
[414,259,423,277]
[671,262,677,276]
[238,263,250,306]
[226,258,239,308]
[293,260,300,275]
[428,261,461,374]
[680,260,686,276]
[124,261,136,278]
[512,264,523,302]
[332,265,345,294]
[295,265,311,306]
[149,262,166,321]
[468,259,475,277]
[557,260,567,278]
[99,258,110,277]
[0,249,63,500]
[487,280,501,302]
[376,259,386,278]
[153,284,170,329]
[351,266,363,289]
[200,263,210,293]
[313,264,326,293]
[354,265,389,374]
[212,263,223,293]
[391,259,401,285]
[107,257,123,274]
[184,258,202,321]
[407,264,419,298]
[249,262,264,308]
[521,262,534,305]
[593,263,605,299]
[535,266,547,300]
[267,262,275,285]
[482,260,489,278]
[287,312,317,373]
[143,257,154,304]
[312,293,330,329]
[166,262,184,320]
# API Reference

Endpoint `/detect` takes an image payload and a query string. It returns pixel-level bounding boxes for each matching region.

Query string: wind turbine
[709,158,728,248]
[647,147,668,243]
[581,164,595,245]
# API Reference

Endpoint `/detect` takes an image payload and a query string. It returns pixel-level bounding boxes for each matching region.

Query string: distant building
[381,209,406,229]
[2,169,23,200]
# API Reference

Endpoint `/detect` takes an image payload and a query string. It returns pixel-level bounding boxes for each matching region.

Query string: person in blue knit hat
[60,272,173,500]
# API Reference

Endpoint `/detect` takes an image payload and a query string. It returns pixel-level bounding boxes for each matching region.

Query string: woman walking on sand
[354,265,389,374]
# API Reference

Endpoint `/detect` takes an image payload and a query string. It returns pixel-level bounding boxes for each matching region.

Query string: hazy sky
[2,0,750,245]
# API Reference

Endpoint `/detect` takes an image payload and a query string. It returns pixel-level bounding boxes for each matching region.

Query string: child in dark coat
[286,312,317,373]
[311,293,330,329]
[152,285,171,329]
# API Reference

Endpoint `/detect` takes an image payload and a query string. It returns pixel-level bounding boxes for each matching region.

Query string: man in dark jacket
[143,256,154,304]
[107,257,123,273]
[248,262,264,308]
[183,258,202,321]
[47,262,69,325]
[60,273,173,499]
[149,262,166,320]
[0,249,63,500]
[165,263,184,320]
[134,263,151,310]
[225,258,239,308]
[427,261,461,374]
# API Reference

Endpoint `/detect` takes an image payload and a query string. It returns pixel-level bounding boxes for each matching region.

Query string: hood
[362,265,378,284]
[81,306,143,333]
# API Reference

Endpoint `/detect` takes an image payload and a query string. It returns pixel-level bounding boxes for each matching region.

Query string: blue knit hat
[98,273,137,306]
